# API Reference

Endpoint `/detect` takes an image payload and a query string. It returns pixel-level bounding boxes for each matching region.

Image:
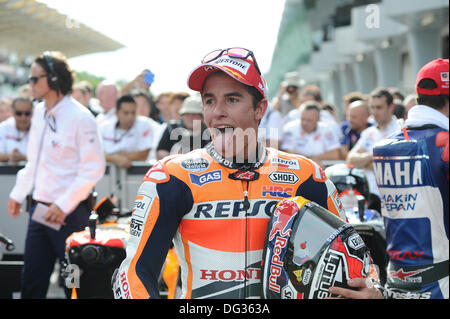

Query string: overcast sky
[40,0,286,95]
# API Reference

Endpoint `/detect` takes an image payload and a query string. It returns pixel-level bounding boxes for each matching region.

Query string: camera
[286,85,298,94]
[143,70,154,84]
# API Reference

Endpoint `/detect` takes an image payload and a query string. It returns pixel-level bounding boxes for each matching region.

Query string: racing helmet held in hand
[261,196,373,299]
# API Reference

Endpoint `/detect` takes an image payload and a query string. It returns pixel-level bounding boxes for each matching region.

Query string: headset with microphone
[43,51,59,91]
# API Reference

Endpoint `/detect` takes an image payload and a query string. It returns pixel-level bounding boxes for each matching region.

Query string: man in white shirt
[347,88,400,197]
[0,98,12,122]
[96,80,119,124]
[281,101,341,164]
[132,90,164,161]
[0,96,33,163]
[258,103,283,149]
[100,94,154,168]
[7,51,105,299]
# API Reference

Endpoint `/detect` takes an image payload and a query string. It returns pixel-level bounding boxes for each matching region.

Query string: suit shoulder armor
[268,148,326,181]
[142,157,174,184]
[151,148,211,182]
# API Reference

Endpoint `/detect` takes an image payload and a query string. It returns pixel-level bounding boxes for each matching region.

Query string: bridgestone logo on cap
[214,57,251,75]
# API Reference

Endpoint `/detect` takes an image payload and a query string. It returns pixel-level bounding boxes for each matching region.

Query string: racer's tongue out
[212,126,235,156]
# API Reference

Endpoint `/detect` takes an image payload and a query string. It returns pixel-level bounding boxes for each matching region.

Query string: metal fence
[0,161,153,257]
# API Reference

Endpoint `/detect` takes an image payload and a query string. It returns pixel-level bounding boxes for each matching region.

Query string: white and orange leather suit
[113,143,346,299]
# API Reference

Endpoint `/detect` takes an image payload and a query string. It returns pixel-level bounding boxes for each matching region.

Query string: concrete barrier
[0,161,153,257]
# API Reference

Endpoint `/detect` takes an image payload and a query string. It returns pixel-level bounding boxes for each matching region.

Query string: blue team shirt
[340,121,373,150]
[373,124,449,298]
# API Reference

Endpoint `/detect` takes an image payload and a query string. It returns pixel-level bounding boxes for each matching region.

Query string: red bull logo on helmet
[264,198,303,295]
[262,197,373,299]
[268,200,299,241]
[268,236,288,293]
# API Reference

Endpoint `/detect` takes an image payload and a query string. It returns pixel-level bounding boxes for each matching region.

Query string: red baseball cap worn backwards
[187,49,268,99]
[416,58,449,96]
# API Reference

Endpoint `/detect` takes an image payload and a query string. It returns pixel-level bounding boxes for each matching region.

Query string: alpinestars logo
[389,267,432,283]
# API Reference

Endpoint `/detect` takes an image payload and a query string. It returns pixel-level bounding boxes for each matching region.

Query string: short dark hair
[155,91,173,104]
[416,78,449,110]
[132,90,160,120]
[343,91,364,104]
[391,89,405,102]
[300,84,322,102]
[116,94,136,111]
[393,101,406,119]
[169,92,190,104]
[301,100,321,114]
[201,71,264,110]
[34,51,75,96]
[321,102,336,114]
[243,84,264,109]
[370,88,393,106]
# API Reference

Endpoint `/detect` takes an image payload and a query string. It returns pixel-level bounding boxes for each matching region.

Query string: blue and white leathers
[373,105,448,299]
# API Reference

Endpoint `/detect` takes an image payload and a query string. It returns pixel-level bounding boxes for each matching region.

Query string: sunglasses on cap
[202,47,261,75]
[28,74,47,84]
[15,111,32,117]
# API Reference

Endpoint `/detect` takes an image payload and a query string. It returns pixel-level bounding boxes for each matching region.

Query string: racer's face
[202,72,267,161]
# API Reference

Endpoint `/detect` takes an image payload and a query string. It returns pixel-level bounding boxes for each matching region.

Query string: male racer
[113,48,382,299]
[373,58,449,299]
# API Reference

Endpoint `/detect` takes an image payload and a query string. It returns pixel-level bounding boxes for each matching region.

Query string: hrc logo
[262,185,294,198]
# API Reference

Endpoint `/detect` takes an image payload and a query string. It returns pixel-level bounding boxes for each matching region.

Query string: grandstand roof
[0,0,124,58]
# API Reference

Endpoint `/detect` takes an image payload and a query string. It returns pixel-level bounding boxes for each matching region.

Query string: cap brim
[187,63,255,93]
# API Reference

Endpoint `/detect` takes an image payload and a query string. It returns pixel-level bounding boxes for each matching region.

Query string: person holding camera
[271,71,303,117]
[7,51,105,298]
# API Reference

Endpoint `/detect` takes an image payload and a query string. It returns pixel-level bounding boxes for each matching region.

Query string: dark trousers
[21,202,89,299]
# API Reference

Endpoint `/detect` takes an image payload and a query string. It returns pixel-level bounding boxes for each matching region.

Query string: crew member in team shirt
[346,88,400,198]
[339,99,372,160]
[281,100,341,166]
[0,96,33,164]
[100,94,154,168]
[8,51,105,299]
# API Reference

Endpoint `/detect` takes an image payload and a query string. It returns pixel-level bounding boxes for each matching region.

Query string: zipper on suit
[242,180,250,298]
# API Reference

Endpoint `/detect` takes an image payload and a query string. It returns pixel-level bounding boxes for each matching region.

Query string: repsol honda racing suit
[373,105,449,299]
[113,143,346,299]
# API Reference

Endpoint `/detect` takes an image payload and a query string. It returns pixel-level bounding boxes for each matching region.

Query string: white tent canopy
[0,0,124,58]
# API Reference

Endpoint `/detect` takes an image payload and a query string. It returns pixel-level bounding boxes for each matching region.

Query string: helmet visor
[290,203,347,266]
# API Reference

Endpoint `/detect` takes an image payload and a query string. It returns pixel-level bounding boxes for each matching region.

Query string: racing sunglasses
[28,74,47,84]
[202,47,261,75]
